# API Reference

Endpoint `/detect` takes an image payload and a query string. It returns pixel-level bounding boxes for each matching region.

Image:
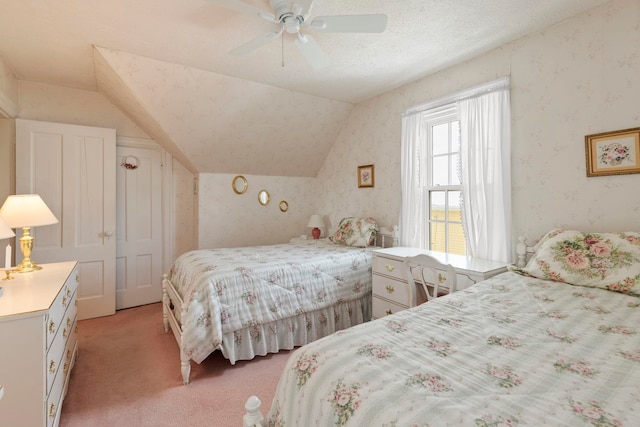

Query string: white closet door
[16,119,116,320]
[116,143,163,309]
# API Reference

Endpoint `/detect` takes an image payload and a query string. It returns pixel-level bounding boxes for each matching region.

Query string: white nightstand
[371,247,508,319]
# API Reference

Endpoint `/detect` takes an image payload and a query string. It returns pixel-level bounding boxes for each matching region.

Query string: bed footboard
[243,396,264,427]
[162,274,192,385]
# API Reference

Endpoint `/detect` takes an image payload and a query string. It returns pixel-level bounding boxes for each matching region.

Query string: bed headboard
[376,225,399,248]
[515,235,536,267]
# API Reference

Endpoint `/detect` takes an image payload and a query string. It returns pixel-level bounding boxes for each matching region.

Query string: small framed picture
[585,127,640,177]
[358,164,375,188]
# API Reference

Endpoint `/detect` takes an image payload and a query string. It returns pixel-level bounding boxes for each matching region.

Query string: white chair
[404,254,458,305]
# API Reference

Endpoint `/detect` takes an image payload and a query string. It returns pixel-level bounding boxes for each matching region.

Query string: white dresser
[0,261,79,427]
[372,247,507,319]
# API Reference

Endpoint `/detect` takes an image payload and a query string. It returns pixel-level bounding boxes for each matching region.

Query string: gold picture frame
[585,127,640,177]
[357,164,375,188]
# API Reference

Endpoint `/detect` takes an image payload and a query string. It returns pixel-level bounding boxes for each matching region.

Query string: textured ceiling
[0,0,611,176]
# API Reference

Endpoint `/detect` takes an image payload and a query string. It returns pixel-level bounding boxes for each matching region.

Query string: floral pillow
[514,229,640,297]
[329,217,379,247]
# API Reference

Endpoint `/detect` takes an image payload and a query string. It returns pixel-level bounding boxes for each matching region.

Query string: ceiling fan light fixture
[284,15,300,34]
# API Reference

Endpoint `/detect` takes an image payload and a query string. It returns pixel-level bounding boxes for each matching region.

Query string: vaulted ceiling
[0,0,610,176]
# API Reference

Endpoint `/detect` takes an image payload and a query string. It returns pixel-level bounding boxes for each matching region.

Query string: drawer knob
[66,288,71,297]
[49,360,56,374]
[63,327,69,339]
[48,320,56,334]
[49,403,57,418]
[385,285,395,294]
[67,349,72,360]
[63,362,70,374]
[62,296,68,307]
[385,264,395,272]
[385,309,393,316]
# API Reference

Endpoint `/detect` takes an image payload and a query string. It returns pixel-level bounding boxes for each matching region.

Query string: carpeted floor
[60,303,291,427]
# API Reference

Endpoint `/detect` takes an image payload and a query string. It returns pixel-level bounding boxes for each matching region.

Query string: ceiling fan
[210,0,387,69]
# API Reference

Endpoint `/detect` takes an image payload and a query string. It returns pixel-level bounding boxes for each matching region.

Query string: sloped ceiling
[0,0,612,176]
[94,47,352,176]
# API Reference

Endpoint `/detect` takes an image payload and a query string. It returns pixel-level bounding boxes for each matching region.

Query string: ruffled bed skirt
[219,294,372,364]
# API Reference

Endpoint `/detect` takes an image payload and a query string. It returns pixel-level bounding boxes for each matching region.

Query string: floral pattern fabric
[329,217,379,247]
[267,272,640,426]
[165,239,374,363]
[515,229,640,296]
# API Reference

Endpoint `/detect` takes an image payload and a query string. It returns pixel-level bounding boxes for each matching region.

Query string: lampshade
[306,214,324,229]
[0,217,15,240]
[0,194,58,273]
[0,194,59,228]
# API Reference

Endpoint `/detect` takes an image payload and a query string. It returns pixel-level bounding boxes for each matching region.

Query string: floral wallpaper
[314,0,640,253]
[198,173,316,248]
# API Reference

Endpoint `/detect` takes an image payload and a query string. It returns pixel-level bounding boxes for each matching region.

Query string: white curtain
[399,112,428,248]
[457,86,511,262]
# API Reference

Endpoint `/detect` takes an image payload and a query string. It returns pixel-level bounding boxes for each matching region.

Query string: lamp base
[312,227,321,239]
[16,258,42,273]
[16,227,43,272]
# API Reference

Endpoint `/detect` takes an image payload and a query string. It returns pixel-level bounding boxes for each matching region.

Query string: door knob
[104,231,113,239]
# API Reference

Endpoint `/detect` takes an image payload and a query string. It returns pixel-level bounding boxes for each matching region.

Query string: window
[425,113,466,255]
[423,107,466,255]
[401,77,511,261]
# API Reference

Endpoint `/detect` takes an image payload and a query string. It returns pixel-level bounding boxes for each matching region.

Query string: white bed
[162,219,396,384]
[245,229,640,426]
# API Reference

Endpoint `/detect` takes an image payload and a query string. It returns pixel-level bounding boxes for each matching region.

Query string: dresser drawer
[45,290,77,394]
[372,296,407,319]
[45,274,76,350]
[372,256,407,280]
[64,317,78,377]
[46,324,67,395]
[47,364,66,427]
[372,275,413,306]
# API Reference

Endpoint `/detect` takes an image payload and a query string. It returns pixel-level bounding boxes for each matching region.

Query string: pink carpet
[60,303,291,427]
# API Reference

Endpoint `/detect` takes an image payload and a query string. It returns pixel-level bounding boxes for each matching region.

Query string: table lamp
[306,214,324,239]
[0,194,58,272]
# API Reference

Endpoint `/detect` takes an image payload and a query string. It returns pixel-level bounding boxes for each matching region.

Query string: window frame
[422,105,465,255]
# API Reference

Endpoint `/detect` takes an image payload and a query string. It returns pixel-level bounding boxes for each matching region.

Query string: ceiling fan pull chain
[281,30,285,67]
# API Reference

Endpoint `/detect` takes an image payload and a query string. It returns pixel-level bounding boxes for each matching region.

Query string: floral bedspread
[165,239,373,363]
[267,271,640,426]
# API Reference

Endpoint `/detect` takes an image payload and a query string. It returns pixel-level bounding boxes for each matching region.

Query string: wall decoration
[258,189,270,205]
[232,175,248,194]
[585,127,640,177]
[121,156,138,170]
[357,164,375,188]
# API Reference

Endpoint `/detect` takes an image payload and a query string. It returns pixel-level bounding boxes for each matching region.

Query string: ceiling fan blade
[230,30,282,56]
[208,0,276,23]
[294,33,329,70]
[309,14,387,33]
[295,0,315,21]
